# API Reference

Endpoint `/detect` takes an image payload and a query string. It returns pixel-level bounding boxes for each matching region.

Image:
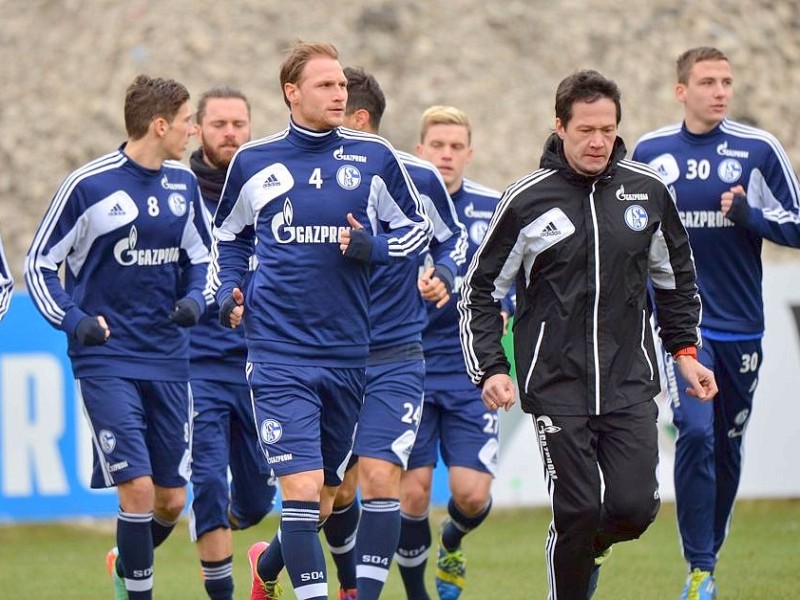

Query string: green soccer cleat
[105,547,128,600]
[587,546,612,599]
[680,568,717,600]
[435,518,466,600]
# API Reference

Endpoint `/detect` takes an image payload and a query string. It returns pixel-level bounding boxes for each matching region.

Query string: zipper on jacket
[588,182,601,414]
[640,309,655,381]
[524,321,546,395]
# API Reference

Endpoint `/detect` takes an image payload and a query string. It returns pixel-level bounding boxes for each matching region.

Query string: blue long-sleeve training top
[210,120,431,368]
[25,146,211,379]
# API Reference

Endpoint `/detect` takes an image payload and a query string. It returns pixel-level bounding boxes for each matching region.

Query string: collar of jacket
[539,133,627,185]
[287,117,340,151]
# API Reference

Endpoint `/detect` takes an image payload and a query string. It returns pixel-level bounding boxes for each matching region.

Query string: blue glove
[432,265,456,294]
[343,228,374,264]
[169,297,201,327]
[75,316,108,346]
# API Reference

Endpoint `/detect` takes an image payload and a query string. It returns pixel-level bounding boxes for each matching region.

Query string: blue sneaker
[680,568,717,600]
[586,546,612,599]
[435,518,466,600]
[105,547,128,600]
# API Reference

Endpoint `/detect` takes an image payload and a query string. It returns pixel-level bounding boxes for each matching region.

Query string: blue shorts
[354,359,425,468]
[189,379,277,539]
[247,362,364,486]
[407,386,499,475]
[77,377,192,489]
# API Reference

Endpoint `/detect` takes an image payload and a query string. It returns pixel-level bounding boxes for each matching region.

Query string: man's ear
[284,82,298,105]
[555,117,566,139]
[355,108,372,129]
[152,116,169,137]
[675,83,686,104]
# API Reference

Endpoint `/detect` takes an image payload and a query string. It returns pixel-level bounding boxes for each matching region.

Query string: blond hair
[279,41,339,108]
[419,105,471,144]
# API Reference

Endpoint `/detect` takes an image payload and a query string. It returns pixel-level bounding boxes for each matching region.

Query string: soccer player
[0,229,13,322]
[460,68,717,600]
[396,105,512,600]
[209,42,431,600]
[632,47,800,600]
[24,74,211,600]
[318,66,467,600]
[188,86,277,600]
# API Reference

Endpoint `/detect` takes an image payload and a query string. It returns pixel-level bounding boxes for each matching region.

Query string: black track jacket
[458,134,701,416]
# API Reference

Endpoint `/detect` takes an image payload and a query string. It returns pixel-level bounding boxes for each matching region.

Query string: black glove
[169,297,201,327]
[726,192,750,223]
[75,316,108,346]
[218,294,240,328]
[343,228,374,264]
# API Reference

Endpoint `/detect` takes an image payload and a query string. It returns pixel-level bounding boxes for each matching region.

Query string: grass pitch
[1,499,797,599]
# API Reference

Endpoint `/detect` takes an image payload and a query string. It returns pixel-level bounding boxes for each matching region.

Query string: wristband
[673,346,698,360]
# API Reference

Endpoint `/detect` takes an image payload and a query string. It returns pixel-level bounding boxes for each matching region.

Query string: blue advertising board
[0,293,453,522]
[0,293,117,522]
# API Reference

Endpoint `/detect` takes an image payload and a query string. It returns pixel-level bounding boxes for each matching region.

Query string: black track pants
[533,400,660,600]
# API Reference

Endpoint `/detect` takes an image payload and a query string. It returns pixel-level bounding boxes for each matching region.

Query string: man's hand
[169,297,202,327]
[721,184,745,216]
[481,373,516,412]
[501,310,510,336]
[339,213,373,263]
[418,266,450,308]
[75,315,110,346]
[219,287,245,328]
[675,355,718,401]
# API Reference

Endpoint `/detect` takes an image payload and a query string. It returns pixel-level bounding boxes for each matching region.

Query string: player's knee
[605,493,660,538]
[155,488,187,521]
[118,476,156,512]
[452,493,488,517]
[232,497,274,529]
[359,462,401,499]
[674,417,714,447]
[400,484,431,515]
[451,484,492,517]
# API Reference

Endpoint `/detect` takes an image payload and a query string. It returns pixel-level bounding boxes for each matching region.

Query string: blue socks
[117,509,154,599]
[280,500,328,600]
[323,499,360,591]
[151,512,178,548]
[201,556,234,600]
[442,497,492,551]
[356,498,401,600]
[396,511,432,600]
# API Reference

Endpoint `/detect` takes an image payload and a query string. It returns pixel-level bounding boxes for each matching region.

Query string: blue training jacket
[210,120,432,368]
[25,146,211,380]
[423,177,514,388]
[367,150,467,356]
[633,119,800,336]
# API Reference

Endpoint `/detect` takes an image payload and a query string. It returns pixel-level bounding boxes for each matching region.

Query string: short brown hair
[344,66,386,130]
[196,86,250,125]
[554,69,622,127]
[419,105,471,145]
[676,47,729,84]
[124,75,190,140]
[279,41,339,108]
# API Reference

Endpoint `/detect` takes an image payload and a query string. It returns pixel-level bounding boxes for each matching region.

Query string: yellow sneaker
[680,568,717,600]
[434,518,466,600]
